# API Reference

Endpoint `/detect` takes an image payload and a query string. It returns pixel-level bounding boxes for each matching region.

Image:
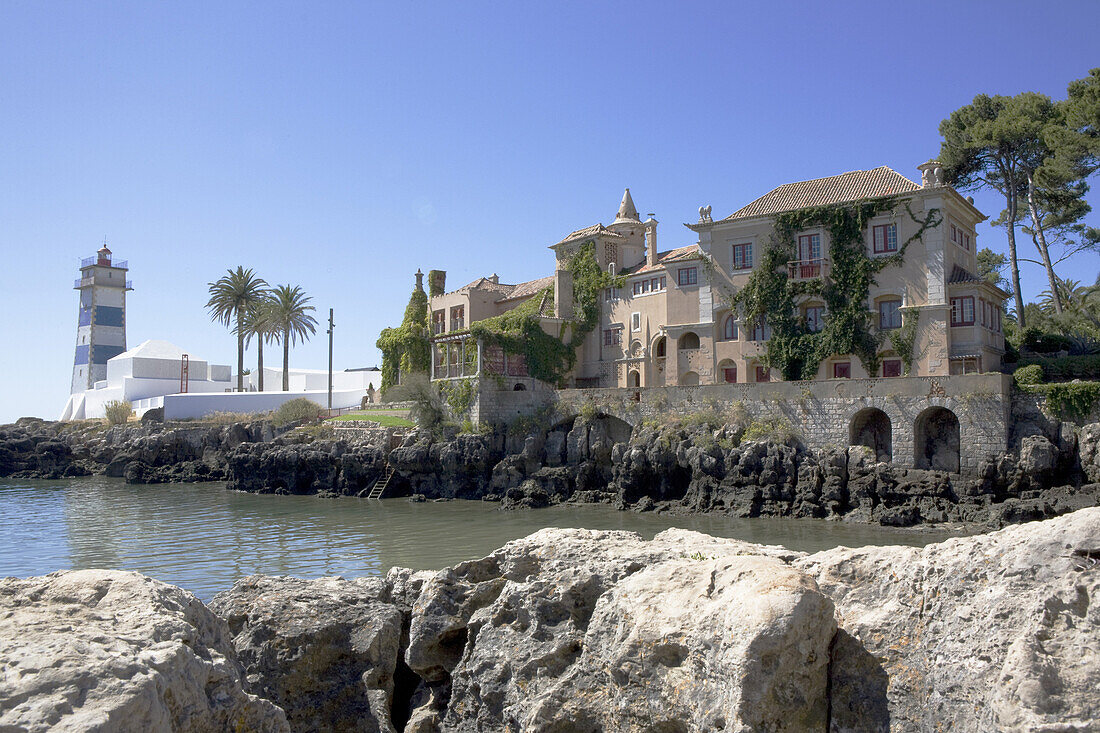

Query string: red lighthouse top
[97,245,112,266]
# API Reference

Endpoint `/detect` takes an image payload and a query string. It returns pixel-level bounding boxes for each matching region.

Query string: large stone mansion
[427,162,1008,390]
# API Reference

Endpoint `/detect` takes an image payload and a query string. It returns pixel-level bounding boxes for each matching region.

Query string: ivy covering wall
[732,197,940,380]
[376,281,430,392]
[469,241,622,386]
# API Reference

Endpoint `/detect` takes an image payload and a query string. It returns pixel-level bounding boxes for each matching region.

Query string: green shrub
[1021,327,1074,354]
[103,400,134,426]
[578,401,598,421]
[1026,382,1100,422]
[272,398,323,427]
[1014,355,1100,382]
[742,417,799,444]
[1013,364,1044,386]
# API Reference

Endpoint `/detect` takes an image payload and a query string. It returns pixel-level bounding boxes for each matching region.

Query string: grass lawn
[328,411,415,428]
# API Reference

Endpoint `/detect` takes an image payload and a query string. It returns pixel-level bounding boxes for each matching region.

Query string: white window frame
[631,312,641,332]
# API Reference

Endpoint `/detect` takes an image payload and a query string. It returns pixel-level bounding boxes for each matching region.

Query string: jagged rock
[1019,434,1057,475]
[403,527,822,731]
[1080,423,1100,483]
[797,507,1100,732]
[210,576,404,733]
[0,569,288,732]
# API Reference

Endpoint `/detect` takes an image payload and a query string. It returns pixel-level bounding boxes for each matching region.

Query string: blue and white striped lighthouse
[71,244,132,394]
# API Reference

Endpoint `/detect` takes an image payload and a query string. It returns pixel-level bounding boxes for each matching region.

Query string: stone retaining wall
[476,374,1015,473]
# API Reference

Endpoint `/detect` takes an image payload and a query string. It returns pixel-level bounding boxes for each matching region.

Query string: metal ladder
[366,465,394,500]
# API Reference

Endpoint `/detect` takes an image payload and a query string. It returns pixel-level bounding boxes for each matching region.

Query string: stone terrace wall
[553,374,1013,473]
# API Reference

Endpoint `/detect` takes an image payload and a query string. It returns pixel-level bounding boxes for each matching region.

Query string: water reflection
[0,477,963,601]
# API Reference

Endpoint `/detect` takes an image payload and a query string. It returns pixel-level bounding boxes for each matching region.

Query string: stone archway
[914,406,960,472]
[628,369,640,387]
[680,371,700,386]
[678,332,700,350]
[849,408,892,462]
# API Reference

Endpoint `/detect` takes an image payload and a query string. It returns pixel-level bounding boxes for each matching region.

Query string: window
[603,327,621,346]
[677,267,698,286]
[882,359,902,378]
[722,315,738,340]
[833,362,851,379]
[605,287,620,301]
[631,312,641,331]
[732,243,753,270]
[994,306,1002,333]
[654,337,666,357]
[450,305,465,331]
[804,305,825,332]
[797,233,821,261]
[722,366,737,383]
[651,276,666,292]
[750,317,771,341]
[879,299,902,330]
[964,233,971,251]
[432,310,446,335]
[950,296,975,326]
[872,224,897,253]
[755,365,770,382]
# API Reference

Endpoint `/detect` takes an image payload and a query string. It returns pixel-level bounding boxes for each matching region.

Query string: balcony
[788,258,829,280]
[80,256,128,269]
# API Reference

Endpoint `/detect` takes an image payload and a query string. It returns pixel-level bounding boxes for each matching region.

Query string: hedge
[1011,355,1100,382]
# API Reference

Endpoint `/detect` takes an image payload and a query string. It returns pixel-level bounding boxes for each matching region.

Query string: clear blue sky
[1,0,1098,422]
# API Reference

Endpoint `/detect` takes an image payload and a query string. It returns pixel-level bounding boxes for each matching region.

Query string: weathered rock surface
[0,417,279,483]
[209,575,406,733]
[797,506,1100,732]
[403,528,831,732]
[0,569,288,732]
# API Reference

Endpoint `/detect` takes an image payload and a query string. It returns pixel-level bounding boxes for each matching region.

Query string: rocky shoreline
[3,412,1099,529]
[2,509,1097,731]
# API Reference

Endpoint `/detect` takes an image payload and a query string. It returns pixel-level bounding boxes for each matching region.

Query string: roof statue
[614,188,640,223]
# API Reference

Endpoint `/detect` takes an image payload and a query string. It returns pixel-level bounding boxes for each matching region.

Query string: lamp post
[327,308,334,409]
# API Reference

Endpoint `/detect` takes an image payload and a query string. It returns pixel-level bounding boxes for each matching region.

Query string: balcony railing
[80,256,128,269]
[788,258,829,280]
[450,319,465,332]
[73,277,133,289]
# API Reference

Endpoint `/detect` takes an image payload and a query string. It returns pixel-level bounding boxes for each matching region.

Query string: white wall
[163,388,367,420]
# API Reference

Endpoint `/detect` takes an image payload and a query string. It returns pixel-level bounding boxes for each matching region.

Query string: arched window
[654,337,666,358]
[722,315,738,341]
[678,331,700,350]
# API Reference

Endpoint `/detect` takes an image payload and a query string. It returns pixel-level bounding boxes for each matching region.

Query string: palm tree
[268,284,318,391]
[206,267,269,392]
[241,295,276,391]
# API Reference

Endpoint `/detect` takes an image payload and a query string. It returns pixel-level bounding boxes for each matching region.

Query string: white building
[60,340,375,421]
[60,340,233,420]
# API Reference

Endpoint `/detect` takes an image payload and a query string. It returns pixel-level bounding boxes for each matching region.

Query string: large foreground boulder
[0,569,288,733]
[404,528,834,732]
[797,506,1100,732]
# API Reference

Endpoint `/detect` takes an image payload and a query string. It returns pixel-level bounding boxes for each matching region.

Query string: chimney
[489,273,499,284]
[554,265,574,319]
[644,216,659,267]
[917,160,943,188]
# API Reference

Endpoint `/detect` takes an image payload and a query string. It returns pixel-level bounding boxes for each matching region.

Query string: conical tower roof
[613,188,640,224]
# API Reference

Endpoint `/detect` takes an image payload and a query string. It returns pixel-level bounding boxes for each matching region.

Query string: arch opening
[849,408,891,462]
[513,383,526,391]
[678,332,700,350]
[680,371,700,386]
[914,407,960,472]
[627,370,640,388]
[654,336,666,358]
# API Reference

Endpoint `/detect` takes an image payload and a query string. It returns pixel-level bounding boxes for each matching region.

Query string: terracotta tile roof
[723,167,921,221]
[947,265,982,284]
[621,244,701,274]
[496,275,554,303]
[451,277,514,294]
[555,223,625,245]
